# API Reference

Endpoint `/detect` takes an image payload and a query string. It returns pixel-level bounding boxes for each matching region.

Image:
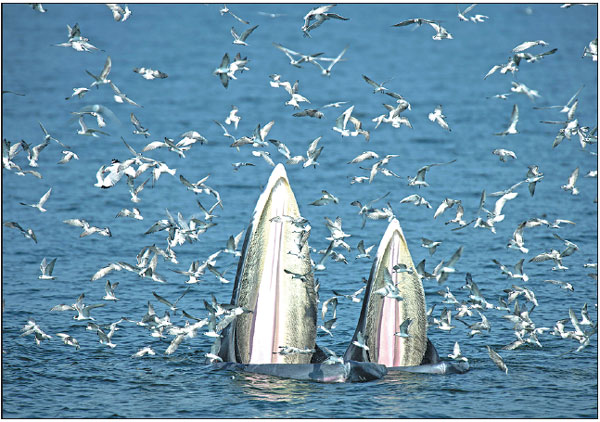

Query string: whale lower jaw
[345,218,428,367]
[220,164,317,364]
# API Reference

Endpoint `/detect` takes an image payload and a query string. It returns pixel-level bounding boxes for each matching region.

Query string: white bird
[394,318,413,338]
[313,45,349,76]
[408,160,456,188]
[448,341,468,362]
[65,87,89,100]
[421,238,442,255]
[512,39,548,53]
[110,82,142,107]
[51,293,106,321]
[301,4,349,37]
[86,56,112,88]
[561,167,580,195]
[63,218,112,237]
[106,4,131,21]
[230,25,258,46]
[362,74,392,93]
[428,105,451,131]
[21,319,52,345]
[492,258,529,282]
[133,67,168,80]
[543,279,574,292]
[219,4,249,24]
[132,347,156,358]
[492,149,517,162]
[3,221,37,243]
[103,280,119,301]
[399,194,432,208]
[56,333,81,350]
[58,150,79,164]
[486,346,508,373]
[20,187,52,212]
[39,122,70,148]
[510,81,541,101]
[38,257,57,280]
[309,190,339,206]
[77,116,109,137]
[224,105,241,129]
[355,240,375,260]
[495,104,519,135]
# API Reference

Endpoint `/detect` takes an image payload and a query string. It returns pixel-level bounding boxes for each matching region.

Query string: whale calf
[213,164,468,382]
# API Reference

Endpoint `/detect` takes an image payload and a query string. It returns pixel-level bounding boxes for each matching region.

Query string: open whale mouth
[345,218,428,367]
[220,164,318,364]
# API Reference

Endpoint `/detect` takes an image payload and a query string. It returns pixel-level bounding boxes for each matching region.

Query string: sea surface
[2,3,598,418]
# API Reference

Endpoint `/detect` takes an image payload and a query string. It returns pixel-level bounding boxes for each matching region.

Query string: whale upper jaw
[218,164,318,364]
[344,218,429,367]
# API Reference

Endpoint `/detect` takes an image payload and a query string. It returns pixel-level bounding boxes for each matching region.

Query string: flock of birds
[4,3,598,378]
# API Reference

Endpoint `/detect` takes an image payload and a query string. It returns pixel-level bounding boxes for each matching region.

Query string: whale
[212,164,467,382]
[343,218,469,375]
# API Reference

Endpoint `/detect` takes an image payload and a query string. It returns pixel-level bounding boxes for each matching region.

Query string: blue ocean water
[2,3,598,418]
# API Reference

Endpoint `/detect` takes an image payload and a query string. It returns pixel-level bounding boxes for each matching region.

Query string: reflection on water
[232,371,319,403]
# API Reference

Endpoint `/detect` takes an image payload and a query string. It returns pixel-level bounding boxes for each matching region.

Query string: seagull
[553,233,579,257]
[223,230,244,256]
[224,105,241,129]
[582,38,597,61]
[129,112,150,138]
[22,139,49,167]
[63,218,111,237]
[77,116,109,137]
[448,341,468,362]
[293,108,324,119]
[348,151,379,164]
[421,238,442,255]
[434,308,455,331]
[486,346,508,373]
[55,23,101,52]
[30,3,46,13]
[21,319,52,345]
[399,194,432,208]
[529,249,568,271]
[219,4,249,25]
[352,331,369,351]
[3,221,37,243]
[39,122,69,148]
[51,293,106,321]
[495,104,519,135]
[492,258,529,282]
[132,347,156,358]
[95,159,129,189]
[355,240,374,260]
[65,87,89,100]
[510,81,541,101]
[20,187,52,212]
[56,333,81,350]
[106,4,131,21]
[272,43,324,68]
[230,25,258,46]
[110,82,142,107]
[362,74,392,93]
[374,272,404,301]
[428,105,451,131]
[492,149,517,162]
[303,136,323,168]
[310,190,339,206]
[86,56,112,88]
[301,4,349,37]
[394,319,413,338]
[408,160,456,187]
[561,167,580,195]
[543,279,574,291]
[313,45,349,76]
[133,67,168,80]
[103,280,119,301]
[512,39,548,53]
[58,150,79,164]
[115,207,143,220]
[153,288,191,314]
[38,257,57,280]
[434,198,461,219]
